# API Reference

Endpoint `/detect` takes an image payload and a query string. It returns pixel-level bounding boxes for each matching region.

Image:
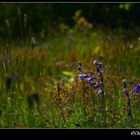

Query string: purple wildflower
[98,89,103,94]
[123,88,129,97]
[77,66,82,72]
[133,84,140,93]
[88,82,96,87]
[98,62,102,68]
[128,81,135,85]
[78,74,88,79]
[122,79,127,83]
[122,79,127,88]
[93,60,102,73]
[96,65,100,72]
[93,60,99,65]
[87,76,94,83]
[93,83,102,89]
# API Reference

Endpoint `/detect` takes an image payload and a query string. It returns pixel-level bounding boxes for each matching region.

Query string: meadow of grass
[1,16,140,128]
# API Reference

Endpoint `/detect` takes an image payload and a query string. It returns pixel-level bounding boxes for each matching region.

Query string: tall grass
[1,12,140,128]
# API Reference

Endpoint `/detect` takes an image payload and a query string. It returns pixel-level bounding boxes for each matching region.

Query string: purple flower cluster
[93,60,102,73]
[77,60,103,95]
[133,84,140,93]
[122,79,140,95]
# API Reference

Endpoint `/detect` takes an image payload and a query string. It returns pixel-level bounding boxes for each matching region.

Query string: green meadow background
[0,3,140,128]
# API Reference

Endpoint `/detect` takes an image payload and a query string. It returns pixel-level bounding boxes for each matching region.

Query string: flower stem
[82,80,87,120]
[99,71,106,127]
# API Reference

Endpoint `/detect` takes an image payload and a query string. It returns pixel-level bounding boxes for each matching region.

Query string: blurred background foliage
[0,3,140,42]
